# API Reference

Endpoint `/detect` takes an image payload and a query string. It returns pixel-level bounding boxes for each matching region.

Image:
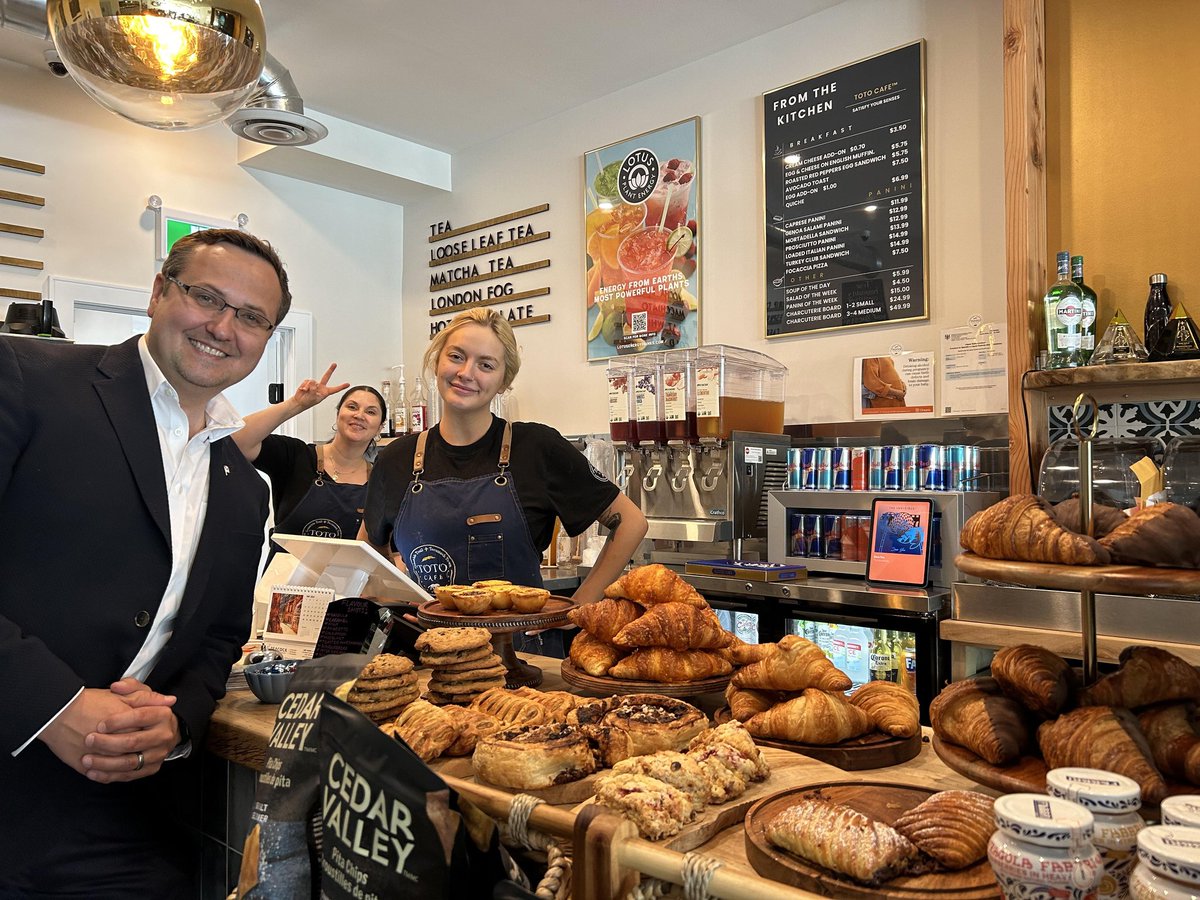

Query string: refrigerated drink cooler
[683,572,948,724]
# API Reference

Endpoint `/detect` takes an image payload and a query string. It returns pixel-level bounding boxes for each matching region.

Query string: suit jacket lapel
[94,337,171,548]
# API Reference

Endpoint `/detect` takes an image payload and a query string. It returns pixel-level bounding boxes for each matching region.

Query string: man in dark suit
[0,229,290,897]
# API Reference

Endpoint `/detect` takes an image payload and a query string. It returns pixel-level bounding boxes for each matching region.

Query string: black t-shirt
[364,416,619,553]
[253,434,318,523]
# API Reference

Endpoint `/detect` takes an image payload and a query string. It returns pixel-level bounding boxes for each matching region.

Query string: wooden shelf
[955,552,1200,596]
[1023,360,1200,392]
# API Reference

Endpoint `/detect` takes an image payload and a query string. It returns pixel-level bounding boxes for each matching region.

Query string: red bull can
[881,445,902,490]
[919,443,946,491]
[800,447,817,490]
[803,513,824,558]
[868,446,885,491]
[814,447,833,491]
[946,444,967,491]
[850,447,868,490]
[900,444,920,491]
[787,448,803,490]
[831,447,852,490]
[822,514,843,559]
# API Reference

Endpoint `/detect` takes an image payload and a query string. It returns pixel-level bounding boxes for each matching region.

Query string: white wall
[0,59,405,420]
[399,0,1005,434]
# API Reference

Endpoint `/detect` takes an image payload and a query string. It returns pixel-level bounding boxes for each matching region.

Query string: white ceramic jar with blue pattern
[989,793,1104,900]
[1047,767,1144,900]
[1161,798,1200,830]
[1130,826,1200,899]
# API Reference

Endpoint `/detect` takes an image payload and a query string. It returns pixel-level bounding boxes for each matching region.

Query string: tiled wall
[1049,400,1200,454]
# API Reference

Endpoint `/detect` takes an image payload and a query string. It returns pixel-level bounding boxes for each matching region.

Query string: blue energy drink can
[919,443,945,491]
[822,514,843,559]
[946,444,967,491]
[800,447,817,490]
[789,511,806,557]
[868,446,885,491]
[814,447,833,491]
[831,447,852,490]
[803,513,824,558]
[900,444,920,491]
[787,448,803,490]
[881,445,902,490]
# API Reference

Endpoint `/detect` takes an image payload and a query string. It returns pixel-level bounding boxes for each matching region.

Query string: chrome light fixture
[46,0,266,131]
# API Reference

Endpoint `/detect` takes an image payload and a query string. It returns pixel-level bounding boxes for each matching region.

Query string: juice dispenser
[695,345,787,441]
[606,357,638,446]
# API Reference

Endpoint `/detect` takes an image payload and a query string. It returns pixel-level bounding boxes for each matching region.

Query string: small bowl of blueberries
[244,657,302,703]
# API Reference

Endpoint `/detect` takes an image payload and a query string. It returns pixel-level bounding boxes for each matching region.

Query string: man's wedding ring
[134,751,145,772]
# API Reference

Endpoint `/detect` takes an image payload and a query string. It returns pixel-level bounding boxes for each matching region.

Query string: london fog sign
[427,203,552,338]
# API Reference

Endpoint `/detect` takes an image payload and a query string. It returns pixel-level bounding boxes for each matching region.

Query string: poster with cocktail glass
[583,117,700,361]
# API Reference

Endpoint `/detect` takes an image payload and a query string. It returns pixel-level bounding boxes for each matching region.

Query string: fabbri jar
[1160,797,1200,830]
[1130,826,1200,899]
[1046,767,1144,900]
[989,793,1104,900]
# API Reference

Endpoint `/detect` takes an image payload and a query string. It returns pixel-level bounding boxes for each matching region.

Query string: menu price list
[764,41,927,337]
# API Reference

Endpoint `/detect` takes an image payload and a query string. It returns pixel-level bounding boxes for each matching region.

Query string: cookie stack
[344,653,419,724]
[415,626,509,705]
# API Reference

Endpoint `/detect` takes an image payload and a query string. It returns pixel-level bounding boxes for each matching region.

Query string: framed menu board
[763,40,927,338]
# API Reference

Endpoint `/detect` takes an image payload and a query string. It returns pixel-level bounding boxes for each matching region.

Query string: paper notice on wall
[854,352,935,420]
[940,323,1008,415]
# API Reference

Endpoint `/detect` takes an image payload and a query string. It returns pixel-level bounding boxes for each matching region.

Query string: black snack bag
[317,696,515,899]
[244,653,371,900]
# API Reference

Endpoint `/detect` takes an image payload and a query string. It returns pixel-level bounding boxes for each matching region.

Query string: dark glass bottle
[1156,303,1200,361]
[1145,273,1172,361]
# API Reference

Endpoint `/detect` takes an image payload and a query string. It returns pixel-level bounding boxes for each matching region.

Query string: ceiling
[1,0,843,153]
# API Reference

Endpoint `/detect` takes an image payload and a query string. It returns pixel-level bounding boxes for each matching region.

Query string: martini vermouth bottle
[1043,251,1085,369]
[1071,255,1097,363]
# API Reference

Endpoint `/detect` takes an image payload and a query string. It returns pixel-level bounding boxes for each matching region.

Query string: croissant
[1051,497,1128,538]
[1079,646,1200,709]
[612,602,735,651]
[725,683,779,723]
[929,677,1030,765]
[608,647,732,683]
[603,564,708,608]
[767,799,922,886]
[1099,502,1200,568]
[569,629,626,677]
[567,598,644,644]
[892,790,995,870]
[1038,705,1167,804]
[727,636,775,666]
[732,634,851,692]
[746,689,874,744]
[991,644,1077,718]
[1138,703,1200,785]
[849,680,921,738]
[959,494,1110,565]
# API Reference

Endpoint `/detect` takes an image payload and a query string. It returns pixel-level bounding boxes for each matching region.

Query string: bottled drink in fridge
[869,629,893,682]
[1043,251,1085,369]
[1145,273,1172,361]
[1071,255,1098,363]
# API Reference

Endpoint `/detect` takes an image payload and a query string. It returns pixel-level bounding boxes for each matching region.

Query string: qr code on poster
[630,310,648,334]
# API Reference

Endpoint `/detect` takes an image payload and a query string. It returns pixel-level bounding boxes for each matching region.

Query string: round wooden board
[417,596,575,633]
[714,707,921,770]
[744,782,1000,899]
[955,552,1200,595]
[559,657,730,698]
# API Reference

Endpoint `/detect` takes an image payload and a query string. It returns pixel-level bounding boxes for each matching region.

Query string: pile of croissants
[726,634,921,744]
[567,564,736,683]
[932,643,1200,803]
[960,495,1200,567]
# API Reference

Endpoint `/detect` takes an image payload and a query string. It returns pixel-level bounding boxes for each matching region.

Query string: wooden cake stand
[713,707,922,770]
[417,597,575,688]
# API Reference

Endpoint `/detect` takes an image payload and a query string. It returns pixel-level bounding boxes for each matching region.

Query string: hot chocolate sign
[427,203,551,339]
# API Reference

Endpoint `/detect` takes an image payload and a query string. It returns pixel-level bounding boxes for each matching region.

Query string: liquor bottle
[379,379,393,438]
[1043,251,1085,368]
[1155,303,1200,361]
[392,366,409,437]
[408,373,429,433]
[1145,273,1172,361]
[897,630,917,693]
[1091,308,1149,364]
[1070,255,1098,363]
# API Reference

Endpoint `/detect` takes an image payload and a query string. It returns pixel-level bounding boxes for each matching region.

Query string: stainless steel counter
[683,572,949,614]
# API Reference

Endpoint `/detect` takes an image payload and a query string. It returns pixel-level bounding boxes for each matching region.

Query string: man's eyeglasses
[164,275,275,332]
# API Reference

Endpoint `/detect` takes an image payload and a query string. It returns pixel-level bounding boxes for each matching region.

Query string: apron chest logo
[408,544,457,586]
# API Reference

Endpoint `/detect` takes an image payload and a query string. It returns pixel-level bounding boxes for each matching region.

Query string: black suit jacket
[0,334,268,889]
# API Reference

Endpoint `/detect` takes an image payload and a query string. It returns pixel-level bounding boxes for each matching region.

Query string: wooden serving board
[559,658,730,698]
[744,782,1000,899]
[955,552,1200,595]
[417,596,575,633]
[714,707,921,770]
[431,755,604,804]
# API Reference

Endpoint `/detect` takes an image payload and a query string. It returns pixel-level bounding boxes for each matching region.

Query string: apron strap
[499,420,512,468]
[313,442,327,485]
[413,429,430,482]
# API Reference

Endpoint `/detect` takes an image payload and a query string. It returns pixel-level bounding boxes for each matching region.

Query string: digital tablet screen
[865,498,934,587]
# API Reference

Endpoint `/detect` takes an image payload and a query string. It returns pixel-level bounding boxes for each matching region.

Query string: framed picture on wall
[583,117,700,361]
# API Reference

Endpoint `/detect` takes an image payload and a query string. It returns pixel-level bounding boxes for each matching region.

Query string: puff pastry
[929,677,1030,765]
[1038,705,1168,804]
[603,564,708,607]
[612,602,735,651]
[1079,645,1200,709]
[991,644,1077,718]
[892,790,994,870]
[567,598,644,643]
[746,689,873,745]
[732,635,852,692]
[572,694,709,766]
[472,722,596,790]
[849,680,921,738]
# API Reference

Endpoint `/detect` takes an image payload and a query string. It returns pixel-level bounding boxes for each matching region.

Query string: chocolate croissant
[1099,502,1200,567]
[1038,705,1167,804]
[991,644,1077,718]
[959,494,1110,565]
[1079,645,1200,709]
[929,677,1030,765]
[1138,703,1200,785]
